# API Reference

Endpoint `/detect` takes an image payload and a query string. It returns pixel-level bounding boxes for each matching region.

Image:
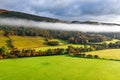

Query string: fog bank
[0,18,120,32]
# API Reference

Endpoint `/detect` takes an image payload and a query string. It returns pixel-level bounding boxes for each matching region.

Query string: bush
[94,55,99,58]
[0,55,3,59]
[47,41,59,46]
[86,54,93,58]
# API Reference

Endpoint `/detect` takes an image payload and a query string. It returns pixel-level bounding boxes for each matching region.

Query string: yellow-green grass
[10,36,47,49]
[0,36,9,47]
[0,30,8,47]
[85,49,120,60]
[90,39,120,44]
[0,55,120,80]
[105,39,120,44]
[35,44,86,51]
[48,39,68,45]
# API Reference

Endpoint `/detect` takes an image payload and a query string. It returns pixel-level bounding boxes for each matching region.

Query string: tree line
[1,41,120,59]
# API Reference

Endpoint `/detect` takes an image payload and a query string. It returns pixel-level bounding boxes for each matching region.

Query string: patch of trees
[47,41,59,46]
[0,25,110,44]
[101,32,120,40]
[0,44,101,59]
[108,41,120,48]
[1,41,120,59]
[0,47,65,59]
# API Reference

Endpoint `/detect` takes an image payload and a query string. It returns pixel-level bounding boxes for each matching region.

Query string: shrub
[25,52,31,57]
[47,41,59,46]
[0,55,3,59]
[94,55,99,58]
[86,54,93,58]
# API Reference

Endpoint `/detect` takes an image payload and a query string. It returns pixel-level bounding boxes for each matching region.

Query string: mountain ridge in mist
[0,9,65,23]
[0,9,120,26]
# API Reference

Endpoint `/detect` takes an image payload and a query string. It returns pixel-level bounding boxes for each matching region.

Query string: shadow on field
[42,62,51,65]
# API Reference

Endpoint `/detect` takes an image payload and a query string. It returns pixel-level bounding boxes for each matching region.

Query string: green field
[104,39,120,44]
[8,36,85,51]
[34,44,85,51]
[48,39,68,45]
[85,49,120,60]
[0,55,120,80]
[89,39,120,45]
[0,36,9,47]
[10,36,47,49]
[0,30,9,48]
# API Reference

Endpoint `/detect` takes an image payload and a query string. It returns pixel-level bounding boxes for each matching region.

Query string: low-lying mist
[0,17,120,32]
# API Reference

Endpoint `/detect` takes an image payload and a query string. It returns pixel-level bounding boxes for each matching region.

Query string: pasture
[85,49,120,60]
[9,36,47,49]
[0,55,120,80]
[0,37,9,47]
[34,44,85,51]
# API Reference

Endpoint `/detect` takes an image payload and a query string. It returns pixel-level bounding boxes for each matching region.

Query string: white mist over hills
[0,18,120,32]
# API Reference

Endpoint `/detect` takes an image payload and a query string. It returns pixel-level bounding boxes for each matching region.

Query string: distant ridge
[71,21,120,26]
[0,9,120,26]
[0,9,65,22]
[0,9,8,13]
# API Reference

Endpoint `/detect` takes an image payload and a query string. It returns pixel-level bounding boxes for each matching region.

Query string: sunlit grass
[34,44,85,51]
[0,55,120,80]
[85,49,120,60]
[10,36,47,49]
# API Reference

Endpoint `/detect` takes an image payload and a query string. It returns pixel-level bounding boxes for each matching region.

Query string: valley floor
[0,55,120,80]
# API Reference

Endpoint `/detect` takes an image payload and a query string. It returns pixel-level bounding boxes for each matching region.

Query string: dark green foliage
[0,11,60,22]
[0,25,109,44]
[0,46,7,55]
[101,33,120,40]
[47,41,59,46]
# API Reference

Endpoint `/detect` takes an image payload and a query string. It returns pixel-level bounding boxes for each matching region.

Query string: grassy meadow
[10,36,47,49]
[0,30,9,47]
[89,39,120,44]
[0,36,9,47]
[8,36,85,51]
[85,49,120,60]
[34,44,85,51]
[0,55,120,80]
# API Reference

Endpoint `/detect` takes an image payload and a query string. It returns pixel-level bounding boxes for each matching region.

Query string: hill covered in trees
[0,9,65,22]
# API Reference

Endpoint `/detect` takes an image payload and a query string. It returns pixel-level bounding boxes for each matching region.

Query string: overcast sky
[0,0,120,23]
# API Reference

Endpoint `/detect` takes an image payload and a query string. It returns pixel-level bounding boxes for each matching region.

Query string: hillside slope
[0,9,64,22]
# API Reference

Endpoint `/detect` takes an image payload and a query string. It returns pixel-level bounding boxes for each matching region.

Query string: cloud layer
[0,0,120,23]
[0,18,120,32]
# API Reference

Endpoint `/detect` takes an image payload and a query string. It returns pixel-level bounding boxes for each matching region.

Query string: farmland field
[0,36,9,47]
[89,39,120,44]
[0,55,120,80]
[0,30,9,47]
[9,36,86,51]
[34,44,85,51]
[85,49,120,60]
[10,36,47,49]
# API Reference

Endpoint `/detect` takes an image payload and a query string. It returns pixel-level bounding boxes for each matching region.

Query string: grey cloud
[0,0,120,23]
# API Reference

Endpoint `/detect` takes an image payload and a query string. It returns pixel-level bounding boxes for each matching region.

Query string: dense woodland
[0,25,111,44]
[101,33,120,39]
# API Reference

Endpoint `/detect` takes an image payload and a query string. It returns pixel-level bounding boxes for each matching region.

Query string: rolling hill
[0,9,120,26]
[0,9,8,13]
[0,9,64,22]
